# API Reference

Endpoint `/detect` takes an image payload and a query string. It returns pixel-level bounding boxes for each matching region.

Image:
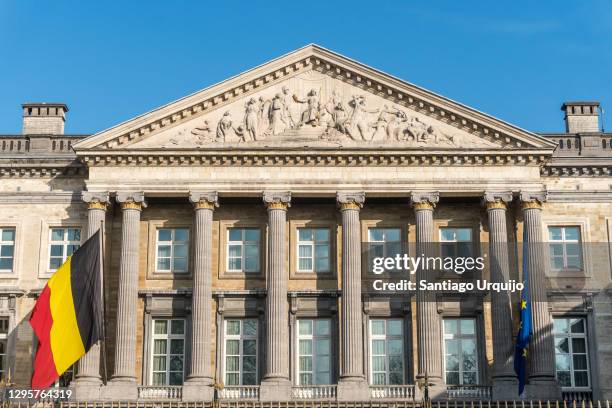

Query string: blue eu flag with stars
[514,224,533,396]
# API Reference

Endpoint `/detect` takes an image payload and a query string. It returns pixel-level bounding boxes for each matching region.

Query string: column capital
[263,191,291,210]
[519,191,547,210]
[410,191,439,210]
[116,192,147,211]
[483,191,513,210]
[189,191,219,210]
[82,191,110,210]
[336,192,365,210]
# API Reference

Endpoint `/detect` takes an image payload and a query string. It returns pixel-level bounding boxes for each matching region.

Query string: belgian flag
[29,230,103,389]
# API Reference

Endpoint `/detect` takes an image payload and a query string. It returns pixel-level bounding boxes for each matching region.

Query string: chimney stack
[561,101,600,133]
[22,102,68,135]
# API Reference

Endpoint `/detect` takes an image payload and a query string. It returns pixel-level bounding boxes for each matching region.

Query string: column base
[182,379,214,402]
[491,377,519,400]
[101,379,138,401]
[525,377,561,400]
[337,377,370,401]
[71,378,102,401]
[259,377,292,401]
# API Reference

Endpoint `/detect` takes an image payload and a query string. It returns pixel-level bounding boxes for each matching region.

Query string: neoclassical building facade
[0,45,611,403]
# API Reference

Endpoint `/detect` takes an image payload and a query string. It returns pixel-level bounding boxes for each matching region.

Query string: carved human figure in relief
[268,93,289,135]
[293,88,321,127]
[216,111,241,142]
[258,96,271,132]
[190,119,213,144]
[324,90,348,134]
[346,95,379,141]
[244,98,260,141]
[281,86,295,128]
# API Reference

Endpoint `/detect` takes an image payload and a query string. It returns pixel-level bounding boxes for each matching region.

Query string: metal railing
[446,385,492,399]
[370,385,416,399]
[217,386,260,400]
[291,385,337,399]
[137,385,183,400]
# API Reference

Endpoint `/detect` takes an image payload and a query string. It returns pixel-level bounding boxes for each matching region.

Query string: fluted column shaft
[263,192,291,380]
[412,192,442,384]
[337,192,365,380]
[187,192,217,384]
[521,195,556,382]
[111,193,146,382]
[76,192,108,384]
[485,193,516,382]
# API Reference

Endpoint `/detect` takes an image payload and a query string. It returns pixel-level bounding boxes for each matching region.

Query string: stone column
[183,192,218,402]
[73,192,109,400]
[260,191,292,401]
[411,192,444,398]
[520,192,561,400]
[336,192,369,401]
[484,192,518,399]
[105,192,146,400]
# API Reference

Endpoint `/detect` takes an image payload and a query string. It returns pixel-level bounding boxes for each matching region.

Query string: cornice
[0,163,86,178]
[73,45,555,152]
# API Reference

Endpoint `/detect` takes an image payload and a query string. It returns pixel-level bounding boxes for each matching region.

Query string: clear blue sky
[1,1,611,134]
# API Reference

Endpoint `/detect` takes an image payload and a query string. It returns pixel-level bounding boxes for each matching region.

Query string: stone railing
[137,385,183,400]
[0,137,29,153]
[446,385,492,399]
[291,385,337,399]
[217,386,260,400]
[369,385,416,399]
[562,389,593,402]
[0,135,86,154]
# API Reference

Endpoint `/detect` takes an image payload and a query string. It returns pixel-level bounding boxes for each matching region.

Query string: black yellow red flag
[29,230,102,389]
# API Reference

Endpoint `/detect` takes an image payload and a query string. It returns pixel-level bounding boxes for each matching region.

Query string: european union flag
[514,225,533,396]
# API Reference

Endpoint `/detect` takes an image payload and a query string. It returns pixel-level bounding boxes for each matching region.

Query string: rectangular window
[151,319,186,385]
[297,228,331,273]
[554,317,590,389]
[297,319,332,385]
[440,228,473,259]
[368,228,402,272]
[548,226,583,271]
[227,228,260,273]
[49,228,81,271]
[0,318,8,379]
[443,318,478,385]
[369,319,404,385]
[156,228,189,273]
[224,319,258,385]
[0,228,16,273]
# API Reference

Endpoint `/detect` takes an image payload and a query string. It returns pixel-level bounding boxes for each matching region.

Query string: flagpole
[99,219,109,386]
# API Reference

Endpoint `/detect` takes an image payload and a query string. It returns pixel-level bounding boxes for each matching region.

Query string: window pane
[158,229,172,241]
[548,227,563,241]
[389,371,403,385]
[315,256,330,272]
[51,229,64,241]
[153,339,167,355]
[387,320,402,336]
[299,340,312,355]
[564,227,580,241]
[369,229,384,242]
[152,372,166,385]
[48,258,62,270]
[228,257,241,271]
[446,355,459,371]
[245,254,259,271]
[373,373,385,385]
[243,356,256,372]
[174,244,187,258]
[243,340,257,356]
[315,320,330,336]
[440,229,455,242]
[557,371,571,387]
[169,371,183,385]
[153,356,166,371]
[170,339,184,354]
[0,245,13,258]
[388,339,403,355]
[298,245,312,257]
[574,371,589,387]
[154,320,168,335]
[372,356,385,371]
[298,229,312,241]
[556,354,570,371]
[226,340,239,355]
[554,319,568,334]
[566,256,582,269]
[315,229,329,242]
[67,229,81,241]
[550,244,564,256]
[573,354,588,370]
[572,338,586,353]
[169,356,183,371]
[300,356,312,371]
[555,338,569,354]
[315,371,330,385]
[300,373,313,386]
[315,243,329,258]
[444,319,458,335]
[299,320,313,335]
[157,258,171,271]
[299,258,313,271]
[463,371,477,385]
[445,339,459,355]
[316,354,330,372]
[244,229,260,242]
[174,229,188,242]
[1,229,15,241]
[243,320,257,336]
[315,338,330,355]
[446,371,459,385]
[226,321,240,335]
[570,318,585,334]
[171,320,184,335]
[66,244,79,256]
[50,245,63,257]
[226,356,239,371]
[385,229,401,242]
[371,320,385,335]
[173,258,187,272]
[157,245,171,258]
[460,319,475,335]
[372,340,385,355]
[242,371,256,385]
[226,373,239,385]
[228,229,242,241]
[389,355,403,372]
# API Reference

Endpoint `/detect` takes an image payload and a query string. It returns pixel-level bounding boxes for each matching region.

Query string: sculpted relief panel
[132,71,499,149]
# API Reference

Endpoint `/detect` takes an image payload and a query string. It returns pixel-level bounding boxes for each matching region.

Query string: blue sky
[1,1,611,134]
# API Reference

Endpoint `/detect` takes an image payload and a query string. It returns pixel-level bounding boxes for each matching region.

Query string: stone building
[0,45,611,403]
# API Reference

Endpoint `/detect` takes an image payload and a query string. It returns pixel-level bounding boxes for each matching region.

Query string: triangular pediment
[74,44,556,153]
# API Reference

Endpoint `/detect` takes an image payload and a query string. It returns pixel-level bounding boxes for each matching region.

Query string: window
[443,318,478,385]
[554,317,590,389]
[156,228,189,273]
[0,318,7,379]
[227,228,260,273]
[368,228,402,272]
[297,228,330,273]
[151,319,186,385]
[0,228,15,273]
[224,319,258,385]
[49,228,81,271]
[548,226,583,270]
[370,319,404,385]
[440,228,473,259]
[297,319,331,385]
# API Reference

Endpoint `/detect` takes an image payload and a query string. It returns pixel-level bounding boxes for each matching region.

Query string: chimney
[561,101,600,133]
[22,102,68,135]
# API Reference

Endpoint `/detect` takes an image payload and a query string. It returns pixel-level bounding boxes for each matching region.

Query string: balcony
[292,385,337,399]
[446,385,492,400]
[137,386,183,400]
[370,385,416,400]
[562,389,593,402]
[217,386,260,400]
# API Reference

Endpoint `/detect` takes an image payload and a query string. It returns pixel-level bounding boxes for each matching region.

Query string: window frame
[553,316,591,390]
[439,227,474,259]
[368,318,405,385]
[223,318,259,386]
[149,318,186,386]
[295,318,332,385]
[0,316,8,379]
[48,227,82,272]
[226,228,261,274]
[0,228,16,274]
[154,228,190,274]
[547,226,584,272]
[367,227,403,274]
[296,228,331,274]
[443,317,479,386]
